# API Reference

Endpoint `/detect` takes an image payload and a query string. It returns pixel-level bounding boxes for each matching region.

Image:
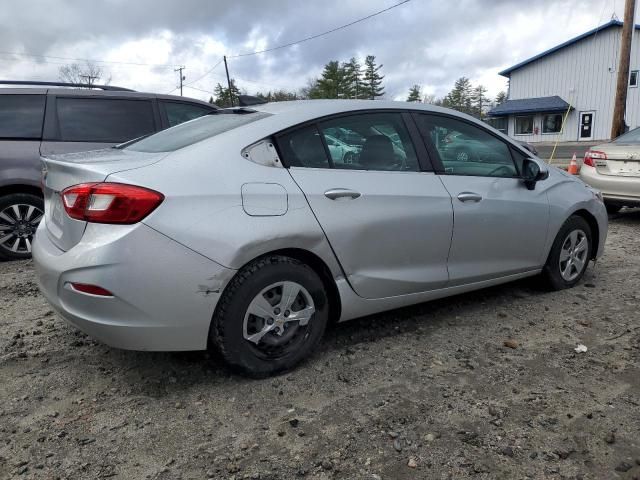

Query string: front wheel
[0,193,44,260]
[210,255,329,377]
[542,216,592,290]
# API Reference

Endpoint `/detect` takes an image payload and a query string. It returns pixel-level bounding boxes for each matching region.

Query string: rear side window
[125,112,271,152]
[161,101,212,127]
[0,95,45,139]
[56,97,156,143]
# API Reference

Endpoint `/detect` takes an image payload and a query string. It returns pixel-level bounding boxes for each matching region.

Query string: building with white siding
[488,20,639,143]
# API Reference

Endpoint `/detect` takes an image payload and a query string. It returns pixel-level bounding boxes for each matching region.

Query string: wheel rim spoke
[559,229,588,281]
[246,324,275,344]
[10,237,20,252]
[279,281,302,311]
[559,248,571,262]
[0,211,16,225]
[11,204,22,221]
[246,294,275,319]
[24,237,32,253]
[30,214,43,226]
[285,305,315,326]
[0,233,15,246]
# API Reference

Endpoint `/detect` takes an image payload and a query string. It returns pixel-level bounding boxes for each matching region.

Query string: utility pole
[611,0,636,138]
[223,55,234,107]
[174,66,185,96]
[79,74,98,87]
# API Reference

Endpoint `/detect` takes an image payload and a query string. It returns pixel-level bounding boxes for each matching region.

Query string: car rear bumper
[32,219,236,351]
[579,165,640,205]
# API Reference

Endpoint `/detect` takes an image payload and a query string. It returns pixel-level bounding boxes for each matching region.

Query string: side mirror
[522,158,549,190]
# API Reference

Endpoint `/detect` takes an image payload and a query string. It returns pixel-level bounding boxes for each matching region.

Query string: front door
[414,113,550,285]
[276,112,453,299]
[579,111,595,140]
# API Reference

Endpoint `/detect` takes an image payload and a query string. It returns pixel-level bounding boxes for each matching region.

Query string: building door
[579,111,595,140]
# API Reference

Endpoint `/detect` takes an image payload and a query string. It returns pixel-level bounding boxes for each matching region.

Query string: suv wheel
[210,255,329,377]
[542,216,592,290]
[0,193,44,260]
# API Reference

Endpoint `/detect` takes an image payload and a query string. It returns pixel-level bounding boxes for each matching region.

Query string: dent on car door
[40,96,158,155]
[277,112,453,299]
[413,113,550,285]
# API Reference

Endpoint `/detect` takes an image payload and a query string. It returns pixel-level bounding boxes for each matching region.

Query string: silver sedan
[33,100,608,377]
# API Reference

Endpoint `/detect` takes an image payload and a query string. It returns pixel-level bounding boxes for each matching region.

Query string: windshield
[125,111,271,153]
[613,127,640,144]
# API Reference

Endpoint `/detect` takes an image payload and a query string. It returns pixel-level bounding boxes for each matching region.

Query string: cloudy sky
[0,0,629,102]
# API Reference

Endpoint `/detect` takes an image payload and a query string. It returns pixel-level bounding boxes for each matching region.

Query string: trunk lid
[41,148,167,251]
[592,144,640,177]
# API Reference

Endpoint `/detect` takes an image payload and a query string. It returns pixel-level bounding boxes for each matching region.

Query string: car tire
[210,255,329,377]
[0,193,44,261]
[542,216,592,291]
[605,203,622,214]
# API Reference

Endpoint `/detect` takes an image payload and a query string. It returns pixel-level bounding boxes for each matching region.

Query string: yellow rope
[548,101,573,164]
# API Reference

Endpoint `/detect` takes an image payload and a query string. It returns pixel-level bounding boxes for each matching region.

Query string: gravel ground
[1,211,639,480]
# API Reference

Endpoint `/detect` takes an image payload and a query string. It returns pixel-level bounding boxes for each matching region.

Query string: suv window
[161,101,212,127]
[318,113,419,171]
[414,114,518,177]
[0,95,46,139]
[56,97,156,143]
[125,112,271,153]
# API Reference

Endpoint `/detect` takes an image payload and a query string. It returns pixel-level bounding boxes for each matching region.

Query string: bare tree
[58,61,111,86]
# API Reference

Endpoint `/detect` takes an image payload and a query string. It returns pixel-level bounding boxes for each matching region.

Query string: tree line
[57,60,508,117]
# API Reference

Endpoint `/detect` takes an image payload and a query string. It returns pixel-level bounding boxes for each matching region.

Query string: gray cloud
[0,0,623,101]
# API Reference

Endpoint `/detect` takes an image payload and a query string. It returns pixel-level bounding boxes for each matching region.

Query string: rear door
[414,113,550,285]
[277,111,453,299]
[40,95,159,156]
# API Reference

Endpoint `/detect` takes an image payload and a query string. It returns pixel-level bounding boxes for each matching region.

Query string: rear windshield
[613,127,640,144]
[125,111,271,152]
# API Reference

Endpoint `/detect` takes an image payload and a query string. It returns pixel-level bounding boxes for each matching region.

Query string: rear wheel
[0,193,44,260]
[542,216,591,290]
[210,255,328,377]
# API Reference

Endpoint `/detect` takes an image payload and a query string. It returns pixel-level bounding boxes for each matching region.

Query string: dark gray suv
[0,81,217,260]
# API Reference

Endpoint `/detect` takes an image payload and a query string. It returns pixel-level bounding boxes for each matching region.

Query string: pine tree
[313,61,348,99]
[407,84,422,102]
[444,77,473,114]
[213,80,241,107]
[495,91,507,105]
[342,57,362,99]
[472,84,488,118]
[361,55,385,100]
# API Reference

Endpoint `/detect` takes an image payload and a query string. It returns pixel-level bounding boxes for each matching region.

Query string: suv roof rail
[0,80,135,92]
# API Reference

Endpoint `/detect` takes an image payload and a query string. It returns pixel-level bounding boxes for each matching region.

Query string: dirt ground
[1,211,639,480]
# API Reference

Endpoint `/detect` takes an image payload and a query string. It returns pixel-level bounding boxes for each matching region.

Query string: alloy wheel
[558,229,589,281]
[0,203,44,255]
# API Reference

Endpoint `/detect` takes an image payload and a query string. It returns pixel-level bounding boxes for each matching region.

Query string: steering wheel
[487,165,514,177]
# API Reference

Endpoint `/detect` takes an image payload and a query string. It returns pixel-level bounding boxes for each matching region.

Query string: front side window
[630,70,638,87]
[0,94,46,139]
[515,116,534,135]
[56,97,156,143]
[414,114,518,178]
[318,113,419,171]
[542,113,563,133]
[162,101,212,127]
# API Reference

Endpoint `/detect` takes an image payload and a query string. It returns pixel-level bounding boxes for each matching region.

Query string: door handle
[457,192,482,203]
[324,188,361,200]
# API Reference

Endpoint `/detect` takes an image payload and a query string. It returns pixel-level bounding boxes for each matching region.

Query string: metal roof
[487,96,571,116]
[499,20,640,77]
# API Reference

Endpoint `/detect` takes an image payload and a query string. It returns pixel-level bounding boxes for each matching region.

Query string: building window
[630,70,638,87]
[515,116,534,135]
[542,113,563,133]
[485,117,507,133]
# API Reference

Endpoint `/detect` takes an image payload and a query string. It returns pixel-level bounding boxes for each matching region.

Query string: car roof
[0,87,216,108]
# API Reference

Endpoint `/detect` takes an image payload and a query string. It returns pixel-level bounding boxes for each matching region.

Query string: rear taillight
[69,283,114,297]
[61,183,164,224]
[583,150,607,167]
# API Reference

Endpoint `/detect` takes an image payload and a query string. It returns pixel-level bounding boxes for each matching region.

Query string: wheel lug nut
[284,310,290,317]
[266,318,274,325]
[274,308,280,315]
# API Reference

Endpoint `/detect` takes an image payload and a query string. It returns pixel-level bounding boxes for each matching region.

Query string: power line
[182,58,224,86]
[0,50,180,68]
[228,0,411,58]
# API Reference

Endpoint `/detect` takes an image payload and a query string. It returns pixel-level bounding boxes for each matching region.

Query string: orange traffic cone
[567,153,579,175]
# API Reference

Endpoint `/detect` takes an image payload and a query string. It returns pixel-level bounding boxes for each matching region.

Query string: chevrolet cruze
[33,100,608,377]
